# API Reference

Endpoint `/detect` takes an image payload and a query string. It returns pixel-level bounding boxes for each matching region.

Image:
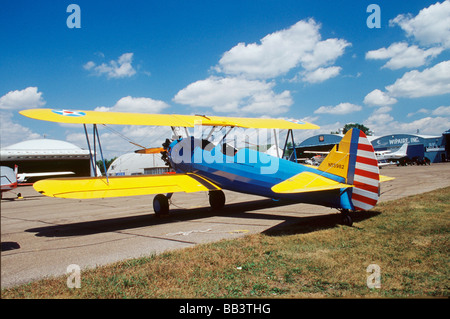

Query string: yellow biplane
[20,108,393,226]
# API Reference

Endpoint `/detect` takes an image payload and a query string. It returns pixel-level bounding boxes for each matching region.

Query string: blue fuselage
[167,137,353,210]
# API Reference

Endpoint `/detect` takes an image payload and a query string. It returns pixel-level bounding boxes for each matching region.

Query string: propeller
[161,138,172,167]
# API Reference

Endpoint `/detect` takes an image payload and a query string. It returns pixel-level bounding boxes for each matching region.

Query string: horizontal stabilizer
[379,175,395,182]
[306,165,394,183]
[271,171,351,194]
[33,173,220,199]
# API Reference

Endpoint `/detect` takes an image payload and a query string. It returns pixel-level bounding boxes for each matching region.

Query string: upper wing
[197,115,320,129]
[19,109,196,127]
[271,171,352,194]
[34,173,220,199]
[19,109,319,130]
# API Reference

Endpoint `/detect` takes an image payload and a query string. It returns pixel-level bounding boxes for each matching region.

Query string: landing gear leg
[209,190,225,210]
[340,209,353,227]
[153,194,169,217]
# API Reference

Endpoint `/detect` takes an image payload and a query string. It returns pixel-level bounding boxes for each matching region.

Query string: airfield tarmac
[2,163,450,289]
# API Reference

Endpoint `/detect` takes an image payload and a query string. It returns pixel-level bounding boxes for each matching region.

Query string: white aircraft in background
[376,143,408,161]
[301,143,408,168]
[1,166,19,197]
[17,171,75,183]
[375,143,408,167]
[1,165,74,199]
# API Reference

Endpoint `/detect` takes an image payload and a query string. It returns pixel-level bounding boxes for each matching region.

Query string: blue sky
[1,0,450,157]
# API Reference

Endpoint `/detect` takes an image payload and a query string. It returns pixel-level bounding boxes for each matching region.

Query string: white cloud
[216,19,350,80]
[396,116,450,135]
[173,76,292,115]
[365,42,443,70]
[95,96,170,113]
[364,105,450,136]
[240,90,292,115]
[0,87,46,110]
[374,106,393,114]
[84,53,136,79]
[386,60,450,98]
[0,87,45,146]
[314,102,362,115]
[300,38,350,71]
[389,0,450,48]
[301,66,342,83]
[83,61,95,70]
[217,19,319,79]
[0,111,41,146]
[175,19,351,116]
[407,108,429,117]
[432,105,450,116]
[366,113,395,129]
[363,89,398,106]
[407,105,450,117]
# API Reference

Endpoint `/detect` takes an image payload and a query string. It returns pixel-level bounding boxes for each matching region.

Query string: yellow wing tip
[379,175,395,182]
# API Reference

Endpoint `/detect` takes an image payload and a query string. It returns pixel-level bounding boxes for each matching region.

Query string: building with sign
[292,131,449,163]
[369,134,445,163]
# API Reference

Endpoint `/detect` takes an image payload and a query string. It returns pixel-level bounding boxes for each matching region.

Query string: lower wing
[34,173,220,199]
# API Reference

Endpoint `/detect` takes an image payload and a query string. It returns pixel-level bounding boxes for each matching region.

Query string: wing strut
[83,124,96,176]
[83,124,109,184]
[94,124,109,184]
[282,129,297,162]
[273,129,280,158]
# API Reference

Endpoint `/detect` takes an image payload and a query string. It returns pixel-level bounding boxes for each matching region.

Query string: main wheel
[209,190,225,210]
[153,194,169,216]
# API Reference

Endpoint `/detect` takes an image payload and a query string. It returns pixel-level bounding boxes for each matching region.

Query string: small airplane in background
[303,143,409,168]
[375,143,408,167]
[1,165,74,199]
[20,108,394,226]
[376,143,408,161]
[1,166,19,198]
[17,171,75,183]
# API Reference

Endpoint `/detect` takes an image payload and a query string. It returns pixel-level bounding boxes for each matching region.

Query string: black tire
[342,213,353,227]
[209,190,225,210]
[153,194,169,216]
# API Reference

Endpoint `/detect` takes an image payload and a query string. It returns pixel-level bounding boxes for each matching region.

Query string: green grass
[2,187,449,298]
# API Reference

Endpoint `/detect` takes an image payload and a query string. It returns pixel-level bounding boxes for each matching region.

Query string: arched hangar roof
[0,139,90,161]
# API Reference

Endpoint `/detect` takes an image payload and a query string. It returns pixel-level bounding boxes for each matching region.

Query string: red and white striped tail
[351,130,380,211]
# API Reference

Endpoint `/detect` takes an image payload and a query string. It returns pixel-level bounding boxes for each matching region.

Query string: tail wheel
[153,194,169,216]
[340,209,353,227]
[342,214,353,227]
[209,190,225,210]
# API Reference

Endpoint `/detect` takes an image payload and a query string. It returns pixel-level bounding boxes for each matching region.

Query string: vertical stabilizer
[318,128,380,211]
